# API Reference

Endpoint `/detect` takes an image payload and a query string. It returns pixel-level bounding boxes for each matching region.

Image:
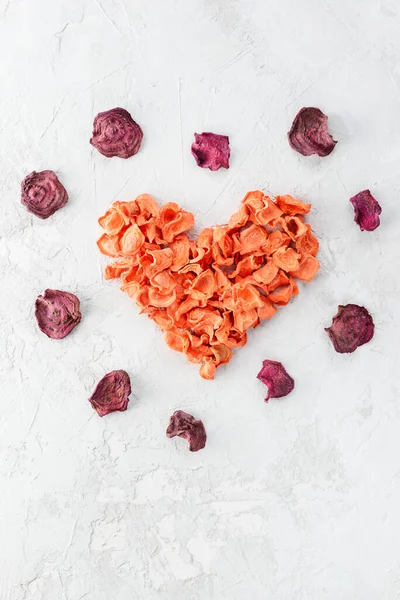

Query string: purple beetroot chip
[35,289,81,339]
[257,360,295,402]
[325,304,374,353]
[350,189,382,232]
[89,370,131,417]
[166,410,206,452]
[288,107,337,157]
[21,170,68,219]
[90,107,143,159]
[191,132,230,171]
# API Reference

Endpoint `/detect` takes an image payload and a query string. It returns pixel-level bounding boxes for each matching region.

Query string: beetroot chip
[288,107,337,157]
[21,170,68,219]
[90,107,143,159]
[350,189,382,232]
[325,304,374,353]
[166,410,206,452]
[35,289,81,339]
[89,370,131,417]
[257,360,294,402]
[191,132,230,171]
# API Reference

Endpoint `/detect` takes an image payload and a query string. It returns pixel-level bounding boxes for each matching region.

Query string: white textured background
[1,0,400,598]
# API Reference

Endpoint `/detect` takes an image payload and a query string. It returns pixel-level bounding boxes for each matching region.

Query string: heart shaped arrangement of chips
[97,191,320,379]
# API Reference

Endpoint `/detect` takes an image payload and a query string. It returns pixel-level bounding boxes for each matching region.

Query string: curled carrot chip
[275,195,311,216]
[241,190,265,213]
[98,192,319,378]
[252,198,283,225]
[98,206,128,236]
[97,233,120,257]
[136,194,159,219]
[253,261,279,286]
[263,230,291,255]
[158,203,195,242]
[258,297,277,320]
[239,224,267,253]
[268,277,298,306]
[272,248,301,272]
[291,255,320,282]
[296,227,319,256]
[104,259,132,280]
[190,269,217,300]
[148,287,176,308]
[284,216,308,240]
[120,224,145,256]
[199,360,217,380]
[228,205,250,230]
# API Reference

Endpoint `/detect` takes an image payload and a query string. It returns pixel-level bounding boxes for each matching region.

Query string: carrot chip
[98,191,319,379]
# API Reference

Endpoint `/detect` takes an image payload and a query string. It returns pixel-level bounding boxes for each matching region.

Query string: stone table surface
[1,0,400,598]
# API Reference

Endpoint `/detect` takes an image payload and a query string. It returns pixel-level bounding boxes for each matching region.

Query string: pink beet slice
[166,410,206,452]
[90,107,143,159]
[89,370,131,417]
[191,132,230,171]
[35,289,81,339]
[325,304,374,353]
[21,170,68,219]
[257,360,294,402]
[288,107,336,157]
[350,190,382,232]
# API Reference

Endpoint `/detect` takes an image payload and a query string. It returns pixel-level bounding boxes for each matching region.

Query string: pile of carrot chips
[98,191,319,379]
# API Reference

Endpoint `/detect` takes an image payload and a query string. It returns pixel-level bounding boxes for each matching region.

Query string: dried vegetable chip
[257,360,295,401]
[98,192,319,378]
[288,107,336,157]
[35,289,81,339]
[350,189,382,232]
[166,410,206,452]
[89,370,131,417]
[21,170,68,219]
[90,107,143,159]
[325,304,374,353]
[191,132,230,171]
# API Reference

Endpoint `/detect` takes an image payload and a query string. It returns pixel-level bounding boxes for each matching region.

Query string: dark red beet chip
[166,410,206,452]
[325,304,374,353]
[191,132,230,171]
[21,170,68,219]
[90,107,143,159]
[350,190,382,232]
[288,107,337,157]
[257,360,294,402]
[35,289,81,339]
[89,370,131,417]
